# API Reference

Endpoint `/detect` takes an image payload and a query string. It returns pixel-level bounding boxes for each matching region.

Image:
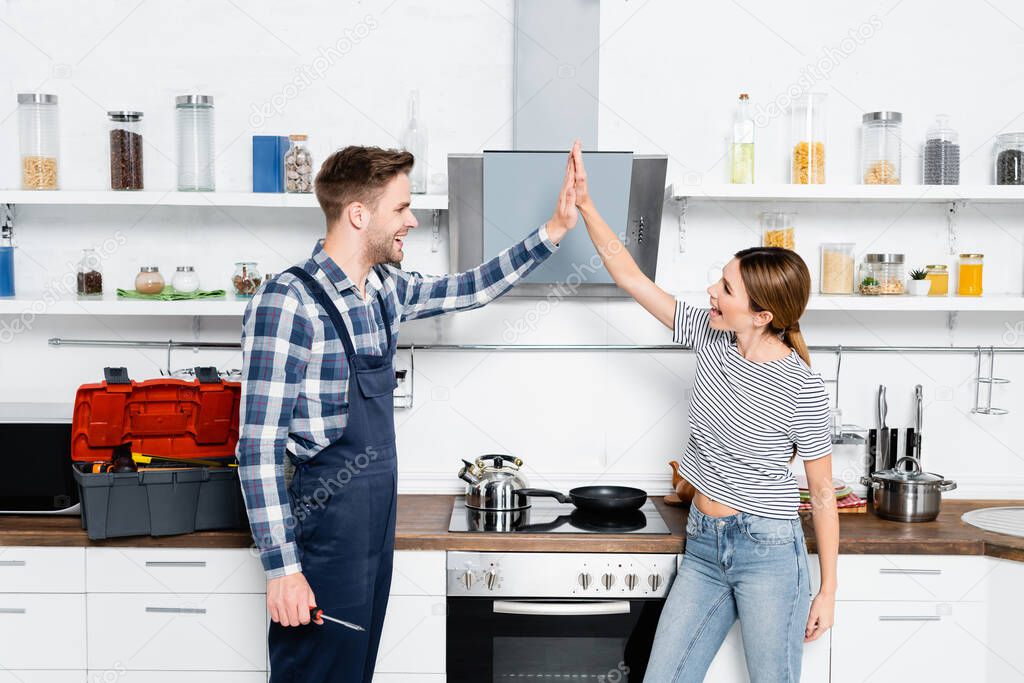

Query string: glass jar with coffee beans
[76,249,103,298]
[994,132,1024,185]
[284,134,313,193]
[108,111,144,190]
[232,262,262,297]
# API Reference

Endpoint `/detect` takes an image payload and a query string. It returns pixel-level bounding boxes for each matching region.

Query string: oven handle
[492,600,631,616]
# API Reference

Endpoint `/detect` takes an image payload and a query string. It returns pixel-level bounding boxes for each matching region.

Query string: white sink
[961,506,1024,538]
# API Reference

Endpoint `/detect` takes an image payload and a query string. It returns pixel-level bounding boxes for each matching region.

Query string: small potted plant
[908,268,931,296]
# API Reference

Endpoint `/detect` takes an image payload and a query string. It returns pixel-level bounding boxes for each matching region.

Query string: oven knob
[577,572,593,590]
[485,569,500,590]
[648,573,663,592]
[625,573,639,590]
[602,573,616,590]
[461,570,475,590]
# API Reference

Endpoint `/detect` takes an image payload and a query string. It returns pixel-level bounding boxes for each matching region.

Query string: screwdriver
[309,606,365,631]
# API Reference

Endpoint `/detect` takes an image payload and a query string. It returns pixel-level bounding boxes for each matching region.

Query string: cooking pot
[860,456,956,522]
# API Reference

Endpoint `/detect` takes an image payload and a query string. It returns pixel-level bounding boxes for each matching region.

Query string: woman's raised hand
[570,139,592,210]
[544,143,581,244]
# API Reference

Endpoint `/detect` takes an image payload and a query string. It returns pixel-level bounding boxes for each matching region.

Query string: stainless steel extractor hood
[448,151,667,297]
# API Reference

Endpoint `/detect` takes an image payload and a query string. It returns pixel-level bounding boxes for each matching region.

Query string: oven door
[447,597,663,682]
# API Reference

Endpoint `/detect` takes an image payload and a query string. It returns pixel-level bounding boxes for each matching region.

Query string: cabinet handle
[878,568,941,575]
[0,560,26,567]
[0,608,26,614]
[145,606,207,614]
[493,600,631,616]
[878,615,941,621]
[145,561,207,568]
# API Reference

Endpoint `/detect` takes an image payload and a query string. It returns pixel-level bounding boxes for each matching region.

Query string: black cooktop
[448,496,671,535]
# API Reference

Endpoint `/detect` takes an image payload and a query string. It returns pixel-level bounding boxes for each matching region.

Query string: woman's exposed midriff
[693,490,742,518]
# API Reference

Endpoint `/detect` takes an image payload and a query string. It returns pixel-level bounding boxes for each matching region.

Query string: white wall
[1,0,1022,497]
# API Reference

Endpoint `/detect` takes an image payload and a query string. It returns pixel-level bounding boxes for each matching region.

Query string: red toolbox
[71,367,249,540]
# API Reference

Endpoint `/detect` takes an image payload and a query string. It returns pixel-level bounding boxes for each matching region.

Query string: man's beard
[365,228,402,268]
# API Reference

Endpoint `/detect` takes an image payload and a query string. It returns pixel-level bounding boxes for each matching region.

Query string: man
[238,144,579,682]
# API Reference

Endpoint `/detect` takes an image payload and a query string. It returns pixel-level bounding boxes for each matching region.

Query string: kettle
[458,454,530,511]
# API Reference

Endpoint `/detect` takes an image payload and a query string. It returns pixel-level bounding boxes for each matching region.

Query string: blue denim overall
[269,266,399,683]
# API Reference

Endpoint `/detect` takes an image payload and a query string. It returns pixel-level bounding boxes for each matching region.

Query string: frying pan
[517,485,648,513]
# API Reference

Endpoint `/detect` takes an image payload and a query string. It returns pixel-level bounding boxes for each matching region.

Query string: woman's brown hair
[733,246,812,367]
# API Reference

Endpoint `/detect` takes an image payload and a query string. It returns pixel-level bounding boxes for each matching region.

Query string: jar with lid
[956,254,983,296]
[172,266,200,293]
[925,264,949,296]
[233,262,262,297]
[135,266,165,295]
[175,95,215,191]
[861,111,902,184]
[284,135,313,193]
[108,111,144,190]
[820,243,855,294]
[923,115,959,185]
[77,249,103,298]
[18,93,59,190]
[994,133,1024,185]
[761,211,796,250]
[789,93,827,184]
[858,253,905,295]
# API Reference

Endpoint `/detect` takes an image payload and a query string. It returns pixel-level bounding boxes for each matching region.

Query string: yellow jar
[957,254,983,296]
[925,264,948,296]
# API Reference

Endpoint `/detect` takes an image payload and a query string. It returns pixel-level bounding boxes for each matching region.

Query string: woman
[567,142,838,683]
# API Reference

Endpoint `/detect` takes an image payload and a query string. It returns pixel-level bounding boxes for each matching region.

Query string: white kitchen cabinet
[87,673,267,683]
[87,593,267,671]
[831,600,991,682]
[836,554,990,602]
[0,593,86,669]
[375,551,447,676]
[373,675,445,682]
[976,557,1024,680]
[85,548,265,594]
[0,547,85,592]
[0,672,84,683]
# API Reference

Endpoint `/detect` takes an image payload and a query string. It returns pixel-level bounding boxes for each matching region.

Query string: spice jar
[233,262,262,297]
[135,266,165,295]
[957,254,983,296]
[284,135,313,193]
[994,133,1024,185]
[861,112,902,185]
[820,243,855,294]
[18,93,59,190]
[108,111,144,190]
[858,253,905,295]
[77,249,103,298]
[925,264,949,296]
[761,211,796,250]
[789,93,827,184]
[171,266,200,293]
[923,116,959,185]
[175,95,215,191]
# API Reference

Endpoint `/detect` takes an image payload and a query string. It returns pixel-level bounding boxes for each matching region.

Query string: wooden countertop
[1,496,1022,561]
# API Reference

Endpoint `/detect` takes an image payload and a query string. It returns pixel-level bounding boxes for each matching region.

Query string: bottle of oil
[730,93,755,184]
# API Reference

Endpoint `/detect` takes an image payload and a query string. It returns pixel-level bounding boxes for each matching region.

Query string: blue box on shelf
[252,135,289,193]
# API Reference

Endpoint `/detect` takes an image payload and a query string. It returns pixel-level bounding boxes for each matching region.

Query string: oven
[446,551,677,682]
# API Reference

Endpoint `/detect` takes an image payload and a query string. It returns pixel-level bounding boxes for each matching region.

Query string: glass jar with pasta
[761,211,796,250]
[789,93,827,184]
[820,243,855,294]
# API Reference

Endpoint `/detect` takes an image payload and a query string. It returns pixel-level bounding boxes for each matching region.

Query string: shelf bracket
[946,200,966,256]
[431,209,441,253]
[676,197,688,253]
[946,310,958,338]
[191,316,201,345]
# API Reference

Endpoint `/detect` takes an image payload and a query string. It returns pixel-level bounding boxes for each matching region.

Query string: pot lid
[871,456,947,484]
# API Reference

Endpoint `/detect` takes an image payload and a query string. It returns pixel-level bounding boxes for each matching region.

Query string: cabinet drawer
[836,555,989,601]
[0,594,86,669]
[0,673,84,683]
[88,673,266,683]
[373,676,445,682]
[703,619,829,682]
[374,595,446,674]
[0,547,85,592]
[87,593,266,671]
[86,548,265,594]
[831,601,989,682]
[391,551,446,596]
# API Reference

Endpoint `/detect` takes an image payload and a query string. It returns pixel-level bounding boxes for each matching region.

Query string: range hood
[448,151,667,297]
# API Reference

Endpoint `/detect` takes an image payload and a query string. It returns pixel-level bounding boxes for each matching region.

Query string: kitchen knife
[914,384,924,461]
[889,428,899,471]
[876,386,889,472]
[867,428,878,475]
[309,606,364,631]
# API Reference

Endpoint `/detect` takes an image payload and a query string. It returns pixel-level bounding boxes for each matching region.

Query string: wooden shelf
[0,190,449,211]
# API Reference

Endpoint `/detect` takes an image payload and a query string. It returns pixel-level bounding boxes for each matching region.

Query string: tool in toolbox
[309,606,365,632]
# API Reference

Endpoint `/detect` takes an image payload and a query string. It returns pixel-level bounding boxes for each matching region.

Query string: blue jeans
[643,504,812,683]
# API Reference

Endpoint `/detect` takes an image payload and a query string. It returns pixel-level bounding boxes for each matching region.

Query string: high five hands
[545,139,594,244]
